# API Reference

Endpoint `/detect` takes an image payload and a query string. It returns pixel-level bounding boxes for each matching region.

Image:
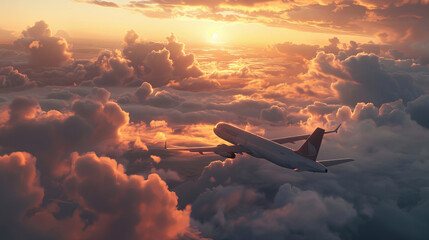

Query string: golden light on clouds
[0,0,376,46]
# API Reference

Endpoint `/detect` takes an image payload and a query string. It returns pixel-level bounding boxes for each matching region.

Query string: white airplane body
[169,122,353,173]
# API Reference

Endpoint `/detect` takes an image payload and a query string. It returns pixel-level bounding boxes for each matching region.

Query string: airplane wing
[167,144,247,154]
[271,124,342,144]
[317,158,354,167]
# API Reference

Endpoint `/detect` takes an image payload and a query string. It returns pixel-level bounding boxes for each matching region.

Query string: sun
[207,29,223,44]
[212,33,219,40]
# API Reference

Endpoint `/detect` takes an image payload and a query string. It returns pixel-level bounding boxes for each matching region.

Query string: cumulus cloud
[0,95,130,182]
[0,151,191,239]
[260,105,286,123]
[0,152,43,238]
[0,66,35,88]
[332,53,423,106]
[406,94,429,129]
[302,52,424,106]
[121,31,215,89]
[166,34,203,79]
[14,21,72,67]
[90,50,135,86]
[134,82,153,103]
[63,152,190,240]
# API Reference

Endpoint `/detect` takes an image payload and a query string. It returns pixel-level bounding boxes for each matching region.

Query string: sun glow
[206,28,224,44]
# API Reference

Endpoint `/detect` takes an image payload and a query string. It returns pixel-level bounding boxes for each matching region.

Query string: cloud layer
[0,19,429,240]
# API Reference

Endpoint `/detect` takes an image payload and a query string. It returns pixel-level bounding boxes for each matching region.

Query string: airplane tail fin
[295,128,325,161]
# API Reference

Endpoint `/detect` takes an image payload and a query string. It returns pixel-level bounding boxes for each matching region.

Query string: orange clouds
[64,152,190,240]
[1,16,429,240]
[0,150,191,239]
[0,152,43,219]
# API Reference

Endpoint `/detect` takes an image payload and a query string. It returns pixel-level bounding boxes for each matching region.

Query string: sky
[0,0,376,46]
[1,0,429,240]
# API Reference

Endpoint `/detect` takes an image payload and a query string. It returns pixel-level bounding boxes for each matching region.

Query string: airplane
[167,122,353,173]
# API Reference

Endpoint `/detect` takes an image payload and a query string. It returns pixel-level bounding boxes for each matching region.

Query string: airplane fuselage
[214,123,327,172]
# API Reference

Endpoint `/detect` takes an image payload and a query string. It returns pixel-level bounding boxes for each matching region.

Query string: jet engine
[213,144,236,158]
[215,152,236,159]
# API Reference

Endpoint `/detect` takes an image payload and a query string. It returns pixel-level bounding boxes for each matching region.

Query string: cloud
[0,151,190,239]
[302,52,424,106]
[121,31,208,89]
[209,184,356,240]
[0,66,35,88]
[91,50,135,86]
[166,34,203,79]
[0,152,43,238]
[273,41,319,60]
[1,17,429,240]
[171,106,429,238]
[332,53,423,106]
[173,155,357,239]
[260,105,286,123]
[406,94,429,129]
[143,49,174,87]
[14,21,72,67]
[0,95,130,182]
[2,28,220,90]
[81,0,120,8]
[63,152,190,240]
[76,1,429,64]
[134,82,153,103]
[167,77,221,92]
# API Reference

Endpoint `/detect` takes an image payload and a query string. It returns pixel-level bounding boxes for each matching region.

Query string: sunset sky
[0,0,379,46]
[1,1,429,239]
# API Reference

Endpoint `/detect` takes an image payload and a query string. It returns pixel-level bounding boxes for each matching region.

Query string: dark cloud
[134,82,153,103]
[406,94,429,129]
[170,107,429,239]
[333,53,423,106]
[145,90,184,108]
[0,66,35,88]
[91,50,134,86]
[0,152,44,239]
[8,96,40,122]
[260,105,286,123]
[90,87,111,103]
[168,77,221,92]
[305,52,424,106]
[143,49,174,87]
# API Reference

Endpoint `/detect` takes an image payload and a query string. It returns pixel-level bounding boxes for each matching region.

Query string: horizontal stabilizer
[317,158,354,167]
[271,124,341,145]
